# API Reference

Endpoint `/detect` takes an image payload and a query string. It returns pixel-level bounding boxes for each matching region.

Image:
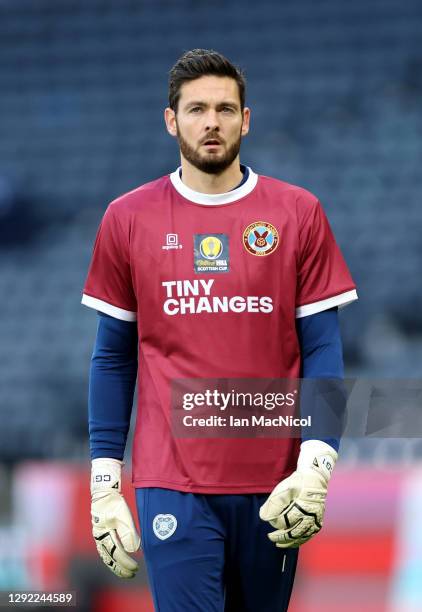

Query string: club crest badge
[153,514,178,540]
[243,221,279,256]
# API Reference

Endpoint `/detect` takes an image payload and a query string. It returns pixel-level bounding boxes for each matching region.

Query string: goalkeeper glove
[91,458,140,578]
[259,440,337,548]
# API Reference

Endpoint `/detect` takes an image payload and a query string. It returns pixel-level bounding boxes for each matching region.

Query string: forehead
[179,75,241,107]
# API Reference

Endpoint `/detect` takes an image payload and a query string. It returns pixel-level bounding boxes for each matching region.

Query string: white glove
[259,440,337,548]
[91,458,141,578]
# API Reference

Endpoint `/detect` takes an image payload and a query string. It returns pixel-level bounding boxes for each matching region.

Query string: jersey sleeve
[296,199,357,318]
[81,204,137,321]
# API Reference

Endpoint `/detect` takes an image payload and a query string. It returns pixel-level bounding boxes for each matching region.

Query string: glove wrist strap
[298,440,338,482]
[91,457,123,495]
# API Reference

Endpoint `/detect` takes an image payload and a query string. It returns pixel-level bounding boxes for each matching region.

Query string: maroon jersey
[82,168,357,493]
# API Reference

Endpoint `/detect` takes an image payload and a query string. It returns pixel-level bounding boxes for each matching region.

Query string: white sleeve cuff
[296,289,358,318]
[82,294,137,322]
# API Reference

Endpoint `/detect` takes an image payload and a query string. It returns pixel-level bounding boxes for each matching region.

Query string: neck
[179,156,243,194]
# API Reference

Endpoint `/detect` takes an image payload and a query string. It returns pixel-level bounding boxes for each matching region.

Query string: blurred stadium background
[0,0,421,610]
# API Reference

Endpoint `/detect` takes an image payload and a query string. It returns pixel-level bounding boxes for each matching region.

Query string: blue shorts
[136,488,298,612]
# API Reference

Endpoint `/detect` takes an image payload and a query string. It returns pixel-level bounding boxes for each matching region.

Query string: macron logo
[162,233,183,250]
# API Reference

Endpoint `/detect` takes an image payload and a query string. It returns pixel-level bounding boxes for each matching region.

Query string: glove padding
[259,441,337,548]
[91,458,141,578]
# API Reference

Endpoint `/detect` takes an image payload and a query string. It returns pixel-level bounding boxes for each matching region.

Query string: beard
[176,124,242,175]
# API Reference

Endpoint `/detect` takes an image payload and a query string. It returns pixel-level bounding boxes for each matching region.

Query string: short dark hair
[168,49,246,112]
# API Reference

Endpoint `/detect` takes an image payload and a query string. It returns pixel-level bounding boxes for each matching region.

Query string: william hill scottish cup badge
[153,514,178,540]
[243,221,279,256]
[194,234,229,273]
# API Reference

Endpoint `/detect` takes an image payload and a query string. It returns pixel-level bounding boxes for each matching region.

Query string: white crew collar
[169,166,258,206]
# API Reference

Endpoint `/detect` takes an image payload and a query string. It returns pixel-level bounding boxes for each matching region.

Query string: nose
[204,109,220,132]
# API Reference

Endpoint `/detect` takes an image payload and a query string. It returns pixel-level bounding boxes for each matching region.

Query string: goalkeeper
[83,48,357,611]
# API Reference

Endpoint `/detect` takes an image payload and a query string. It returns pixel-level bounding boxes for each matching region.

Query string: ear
[164,107,178,137]
[241,107,251,137]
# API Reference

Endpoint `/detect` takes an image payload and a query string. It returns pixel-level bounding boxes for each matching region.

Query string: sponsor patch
[194,234,229,273]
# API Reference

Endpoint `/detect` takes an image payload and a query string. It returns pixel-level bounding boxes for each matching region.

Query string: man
[82,49,357,611]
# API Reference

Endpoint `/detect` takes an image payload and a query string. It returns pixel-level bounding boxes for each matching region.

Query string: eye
[189,107,202,113]
[221,106,235,113]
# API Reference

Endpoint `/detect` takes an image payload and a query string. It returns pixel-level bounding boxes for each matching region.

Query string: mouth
[202,139,222,150]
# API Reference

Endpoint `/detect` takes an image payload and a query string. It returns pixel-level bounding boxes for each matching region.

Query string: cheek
[179,122,199,141]
[227,115,242,129]
[228,120,243,138]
